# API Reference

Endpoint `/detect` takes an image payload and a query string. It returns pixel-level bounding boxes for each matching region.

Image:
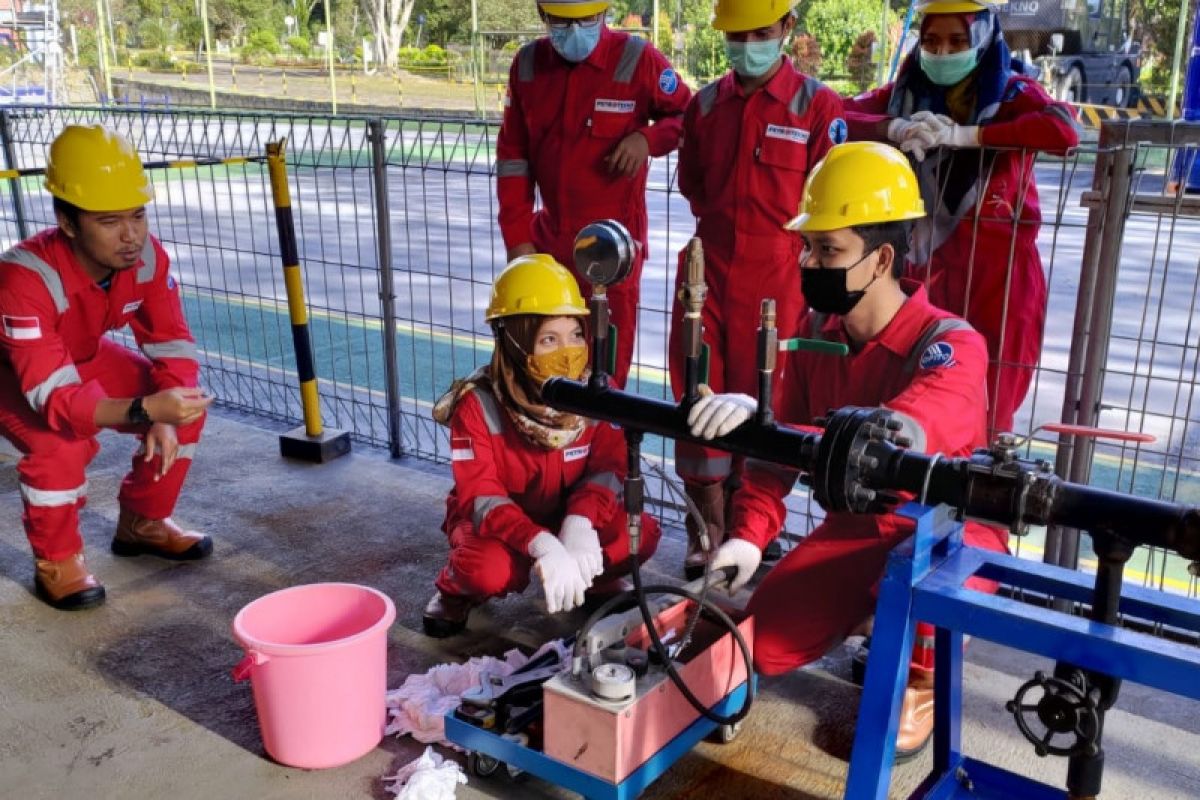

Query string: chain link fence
[1,108,1197,599]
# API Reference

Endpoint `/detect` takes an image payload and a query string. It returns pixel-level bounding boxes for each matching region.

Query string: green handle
[779,337,850,356]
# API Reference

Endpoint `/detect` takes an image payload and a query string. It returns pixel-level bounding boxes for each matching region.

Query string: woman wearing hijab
[844,0,1079,437]
[422,255,661,637]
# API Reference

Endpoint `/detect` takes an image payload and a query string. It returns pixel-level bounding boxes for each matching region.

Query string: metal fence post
[1048,136,1134,570]
[369,119,403,459]
[0,110,30,241]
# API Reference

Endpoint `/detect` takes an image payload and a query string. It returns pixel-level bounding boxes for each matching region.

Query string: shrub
[847,30,877,92]
[132,50,176,71]
[791,32,822,76]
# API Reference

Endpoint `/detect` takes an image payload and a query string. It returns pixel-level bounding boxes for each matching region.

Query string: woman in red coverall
[422,255,660,637]
[844,0,1079,436]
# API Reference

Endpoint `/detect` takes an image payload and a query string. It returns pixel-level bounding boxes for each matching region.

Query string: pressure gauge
[573,219,636,288]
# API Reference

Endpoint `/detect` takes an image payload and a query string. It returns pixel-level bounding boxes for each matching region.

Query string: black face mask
[800,248,880,316]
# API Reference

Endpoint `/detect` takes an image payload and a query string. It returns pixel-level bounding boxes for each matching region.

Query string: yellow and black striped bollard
[264,139,351,462]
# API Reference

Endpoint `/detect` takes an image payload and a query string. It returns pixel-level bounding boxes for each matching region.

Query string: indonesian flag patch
[2,315,41,340]
[451,436,475,461]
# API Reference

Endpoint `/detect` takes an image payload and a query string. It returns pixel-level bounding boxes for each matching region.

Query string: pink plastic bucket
[232,582,396,769]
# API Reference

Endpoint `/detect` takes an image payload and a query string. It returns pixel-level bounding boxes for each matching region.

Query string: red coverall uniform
[0,228,203,562]
[730,282,1009,676]
[844,76,1079,436]
[671,59,845,484]
[435,385,660,599]
[496,26,691,387]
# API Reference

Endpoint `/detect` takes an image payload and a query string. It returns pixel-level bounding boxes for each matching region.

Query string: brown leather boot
[422,591,478,638]
[34,552,106,610]
[684,481,726,581]
[895,666,935,761]
[112,508,212,560]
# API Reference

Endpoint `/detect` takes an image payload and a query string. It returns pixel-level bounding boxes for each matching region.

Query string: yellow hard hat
[538,0,610,18]
[918,0,1006,14]
[44,125,153,212]
[712,0,797,33]
[786,142,926,232]
[485,254,590,321]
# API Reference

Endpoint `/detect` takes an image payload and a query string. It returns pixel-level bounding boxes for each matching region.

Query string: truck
[998,0,1141,107]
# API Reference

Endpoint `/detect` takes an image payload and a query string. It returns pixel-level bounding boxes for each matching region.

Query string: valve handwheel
[1006,670,1102,758]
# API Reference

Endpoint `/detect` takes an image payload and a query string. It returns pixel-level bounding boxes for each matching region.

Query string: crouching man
[687,141,1009,757]
[0,125,213,610]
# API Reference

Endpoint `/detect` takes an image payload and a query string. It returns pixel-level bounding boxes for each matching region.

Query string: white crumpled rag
[384,746,467,799]
[385,638,570,746]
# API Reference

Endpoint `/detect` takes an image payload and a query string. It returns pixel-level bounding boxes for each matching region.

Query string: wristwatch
[127,397,153,426]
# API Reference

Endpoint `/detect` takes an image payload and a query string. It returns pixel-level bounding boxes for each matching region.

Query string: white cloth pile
[383,746,467,799]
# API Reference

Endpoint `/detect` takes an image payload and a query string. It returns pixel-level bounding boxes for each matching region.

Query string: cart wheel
[506,762,529,782]
[709,721,743,744]
[468,751,502,778]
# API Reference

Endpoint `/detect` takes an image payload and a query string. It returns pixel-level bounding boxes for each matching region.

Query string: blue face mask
[549,22,602,63]
[725,37,782,78]
[919,48,979,86]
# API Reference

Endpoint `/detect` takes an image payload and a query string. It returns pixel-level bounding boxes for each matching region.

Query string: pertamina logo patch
[595,99,636,114]
[765,124,809,144]
[2,315,41,340]
[658,68,679,94]
[919,342,956,370]
[828,117,849,145]
[563,444,590,462]
[451,436,475,461]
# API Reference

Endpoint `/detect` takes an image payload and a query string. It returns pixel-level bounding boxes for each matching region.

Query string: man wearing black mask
[685,141,1008,758]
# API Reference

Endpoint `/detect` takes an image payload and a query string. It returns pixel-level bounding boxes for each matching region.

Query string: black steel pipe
[542,379,1200,561]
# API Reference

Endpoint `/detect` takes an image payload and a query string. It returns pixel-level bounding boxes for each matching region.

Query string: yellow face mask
[526,345,588,385]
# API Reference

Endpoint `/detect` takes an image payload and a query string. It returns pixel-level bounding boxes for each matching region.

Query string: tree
[790,32,822,77]
[799,0,887,78]
[847,30,876,92]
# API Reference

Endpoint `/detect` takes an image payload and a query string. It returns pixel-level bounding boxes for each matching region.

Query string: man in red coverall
[495,0,692,388]
[843,0,1080,436]
[0,125,213,610]
[687,142,1009,757]
[670,0,845,577]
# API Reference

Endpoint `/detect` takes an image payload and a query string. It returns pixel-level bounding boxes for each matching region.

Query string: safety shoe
[684,481,727,581]
[112,508,212,560]
[34,552,106,610]
[422,591,478,638]
[895,667,935,761]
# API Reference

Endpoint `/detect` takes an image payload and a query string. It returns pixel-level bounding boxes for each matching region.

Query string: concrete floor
[2,412,1200,800]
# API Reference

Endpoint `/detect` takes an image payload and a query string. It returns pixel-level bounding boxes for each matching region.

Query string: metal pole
[1058,140,1134,570]
[200,0,217,108]
[876,0,890,87]
[1165,0,1194,120]
[470,0,483,119]
[95,0,111,102]
[652,0,660,50]
[0,110,30,241]
[264,139,351,462]
[368,120,403,458]
[1048,144,1114,569]
[326,0,338,114]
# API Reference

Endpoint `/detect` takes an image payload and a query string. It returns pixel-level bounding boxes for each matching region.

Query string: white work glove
[710,538,764,594]
[528,531,590,614]
[687,392,756,440]
[560,514,604,580]
[930,123,980,149]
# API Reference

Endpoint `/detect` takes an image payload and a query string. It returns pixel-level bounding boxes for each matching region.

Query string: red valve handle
[1041,423,1156,444]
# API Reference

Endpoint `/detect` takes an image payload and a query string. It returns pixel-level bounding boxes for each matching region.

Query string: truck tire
[1113,65,1134,108]
[1057,65,1086,104]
